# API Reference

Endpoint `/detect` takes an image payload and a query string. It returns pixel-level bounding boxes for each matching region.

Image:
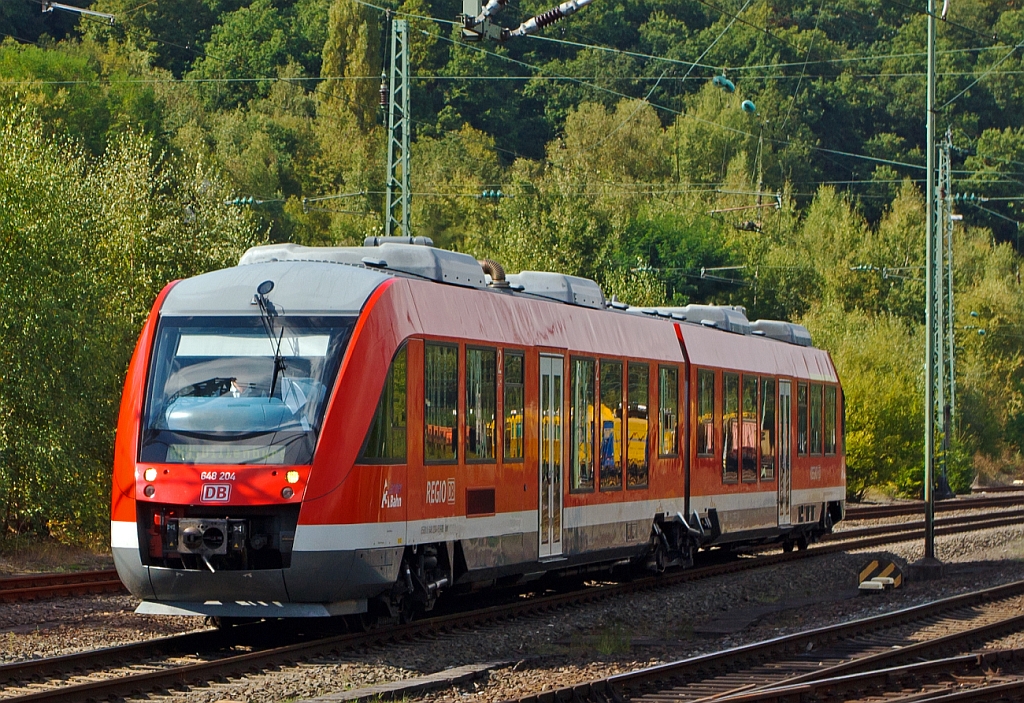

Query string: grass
[0,533,113,575]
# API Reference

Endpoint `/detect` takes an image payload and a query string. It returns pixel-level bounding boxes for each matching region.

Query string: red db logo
[201,484,231,502]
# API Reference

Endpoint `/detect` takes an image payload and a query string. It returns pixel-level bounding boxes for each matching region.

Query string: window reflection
[741,375,758,483]
[810,383,823,455]
[722,372,739,483]
[760,378,775,480]
[697,369,715,457]
[503,352,524,460]
[659,367,678,457]
[466,348,496,461]
[628,362,648,488]
[425,343,458,462]
[599,360,623,491]
[571,358,595,492]
[361,346,407,461]
[797,382,808,456]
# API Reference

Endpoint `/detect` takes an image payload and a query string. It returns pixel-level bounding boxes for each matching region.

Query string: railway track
[504,579,1024,703]
[0,570,124,602]
[1,506,1022,702]
[845,491,1024,521]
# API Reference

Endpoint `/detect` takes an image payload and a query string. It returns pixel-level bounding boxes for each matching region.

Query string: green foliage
[188,0,295,110]
[3,0,1024,539]
[0,104,260,541]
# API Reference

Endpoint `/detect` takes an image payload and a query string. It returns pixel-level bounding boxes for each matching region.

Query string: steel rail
[685,649,1024,703]
[505,579,1024,703]
[823,506,1024,543]
[1,511,1020,702]
[0,570,124,602]
[845,492,1024,520]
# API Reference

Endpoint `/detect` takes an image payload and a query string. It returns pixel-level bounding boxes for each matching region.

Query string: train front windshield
[141,316,354,465]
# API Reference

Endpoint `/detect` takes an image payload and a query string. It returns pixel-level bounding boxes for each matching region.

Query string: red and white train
[111,238,845,620]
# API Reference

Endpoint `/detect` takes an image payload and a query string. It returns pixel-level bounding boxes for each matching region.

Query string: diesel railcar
[111,238,845,620]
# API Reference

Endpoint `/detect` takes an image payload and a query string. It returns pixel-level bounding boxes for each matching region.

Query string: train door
[539,355,564,558]
[778,380,792,526]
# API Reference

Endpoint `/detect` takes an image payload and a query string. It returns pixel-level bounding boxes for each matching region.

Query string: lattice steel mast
[384,18,411,238]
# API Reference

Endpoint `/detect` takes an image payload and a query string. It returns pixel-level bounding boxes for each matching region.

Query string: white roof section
[161,261,389,316]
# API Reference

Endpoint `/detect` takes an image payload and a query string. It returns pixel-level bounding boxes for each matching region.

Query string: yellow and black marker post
[858,560,903,592]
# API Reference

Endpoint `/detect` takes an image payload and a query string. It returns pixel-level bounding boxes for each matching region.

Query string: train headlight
[281,487,294,499]
[144,468,157,482]
[144,485,156,497]
[285,471,300,484]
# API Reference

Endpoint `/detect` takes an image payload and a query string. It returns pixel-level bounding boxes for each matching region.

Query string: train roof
[159,238,836,383]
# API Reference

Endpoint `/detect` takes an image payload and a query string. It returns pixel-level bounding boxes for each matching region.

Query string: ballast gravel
[144,521,1024,703]
[3,505,1024,703]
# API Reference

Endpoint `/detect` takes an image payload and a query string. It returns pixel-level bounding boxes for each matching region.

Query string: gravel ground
[138,523,1024,703]
[0,594,203,664]
[3,510,1024,703]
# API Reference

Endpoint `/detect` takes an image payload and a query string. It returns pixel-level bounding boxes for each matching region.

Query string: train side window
[722,372,739,483]
[810,383,823,455]
[504,351,524,461]
[760,377,775,480]
[658,366,678,457]
[697,369,714,457]
[797,382,808,456]
[359,345,407,462]
[628,362,649,489]
[839,388,845,455]
[741,375,758,483]
[425,342,458,463]
[824,385,837,455]
[466,347,497,462]
[599,359,623,491]
[570,358,595,492]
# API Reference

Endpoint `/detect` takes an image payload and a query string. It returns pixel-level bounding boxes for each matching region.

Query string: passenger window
[658,366,678,457]
[570,358,596,492]
[741,375,758,483]
[839,389,845,455]
[824,385,836,455]
[503,351,524,460]
[722,372,739,483]
[797,382,808,456]
[697,369,715,457]
[599,360,623,491]
[360,345,407,462]
[810,383,823,454]
[760,378,775,480]
[425,343,458,462]
[466,348,496,461]
[628,362,649,489]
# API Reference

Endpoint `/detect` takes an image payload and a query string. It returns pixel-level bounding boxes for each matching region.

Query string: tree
[0,104,260,541]
[188,0,294,110]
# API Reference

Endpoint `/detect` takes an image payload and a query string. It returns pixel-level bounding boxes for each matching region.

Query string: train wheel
[782,540,794,553]
[796,536,809,551]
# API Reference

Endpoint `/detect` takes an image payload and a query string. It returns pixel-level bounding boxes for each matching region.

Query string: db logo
[201,484,231,502]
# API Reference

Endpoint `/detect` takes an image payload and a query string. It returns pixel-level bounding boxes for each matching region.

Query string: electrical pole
[914,0,944,578]
[385,18,411,238]
[935,131,955,501]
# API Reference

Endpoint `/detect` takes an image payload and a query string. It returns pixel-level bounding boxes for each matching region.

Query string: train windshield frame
[140,315,354,465]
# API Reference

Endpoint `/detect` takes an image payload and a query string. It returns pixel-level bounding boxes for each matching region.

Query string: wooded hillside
[0,0,1022,541]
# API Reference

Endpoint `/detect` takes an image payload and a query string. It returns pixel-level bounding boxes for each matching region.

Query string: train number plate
[200,484,231,502]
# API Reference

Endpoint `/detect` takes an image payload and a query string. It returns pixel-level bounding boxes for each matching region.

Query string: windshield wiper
[253,280,287,397]
[168,377,236,401]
